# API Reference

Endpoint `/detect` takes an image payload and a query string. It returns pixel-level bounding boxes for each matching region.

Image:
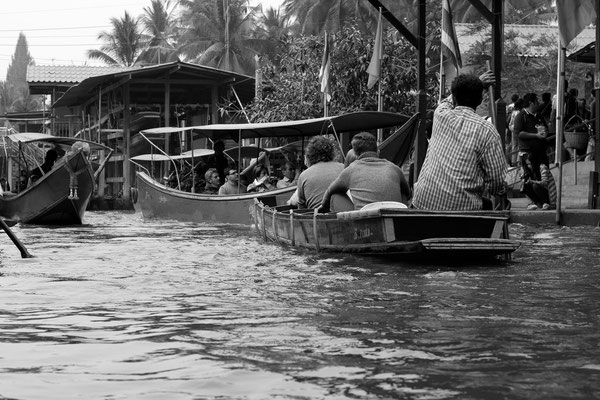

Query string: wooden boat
[131,111,417,225]
[252,201,520,260]
[0,133,112,225]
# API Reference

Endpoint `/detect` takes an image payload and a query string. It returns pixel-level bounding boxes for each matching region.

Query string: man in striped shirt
[412,72,507,210]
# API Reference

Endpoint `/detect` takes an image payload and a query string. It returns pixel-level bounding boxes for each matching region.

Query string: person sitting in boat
[295,135,344,209]
[219,167,247,195]
[207,140,229,185]
[276,161,298,189]
[319,132,411,212]
[412,71,508,210]
[29,148,58,185]
[203,168,221,195]
[247,164,277,192]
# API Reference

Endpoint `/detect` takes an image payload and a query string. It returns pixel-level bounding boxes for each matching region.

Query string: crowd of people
[503,81,597,210]
[162,71,594,213]
[165,140,299,196]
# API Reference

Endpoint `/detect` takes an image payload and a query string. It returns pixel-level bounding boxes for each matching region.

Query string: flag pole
[377,69,383,143]
[555,35,566,224]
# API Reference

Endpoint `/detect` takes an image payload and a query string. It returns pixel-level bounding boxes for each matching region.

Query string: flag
[367,10,383,90]
[441,0,462,72]
[319,32,331,102]
[556,0,596,46]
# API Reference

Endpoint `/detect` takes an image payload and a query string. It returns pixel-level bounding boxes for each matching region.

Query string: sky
[0,0,284,80]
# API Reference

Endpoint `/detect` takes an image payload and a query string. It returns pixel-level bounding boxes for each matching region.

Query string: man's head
[511,93,519,104]
[451,74,484,110]
[225,168,239,184]
[205,168,220,186]
[282,161,296,180]
[45,148,58,164]
[305,135,337,167]
[351,132,377,157]
[522,93,538,110]
[213,140,225,154]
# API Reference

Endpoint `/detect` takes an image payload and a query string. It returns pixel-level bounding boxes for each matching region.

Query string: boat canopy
[140,111,411,140]
[8,132,112,152]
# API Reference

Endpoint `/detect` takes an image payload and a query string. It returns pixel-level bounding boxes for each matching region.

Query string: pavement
[509,195,600,227]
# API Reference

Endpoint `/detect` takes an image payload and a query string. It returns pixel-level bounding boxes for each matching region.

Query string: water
[1,212,599,399]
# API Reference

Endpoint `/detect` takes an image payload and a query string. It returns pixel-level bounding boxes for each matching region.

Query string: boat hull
[0,151,94,225]
[134,171,296,224]
[252,202,520,260]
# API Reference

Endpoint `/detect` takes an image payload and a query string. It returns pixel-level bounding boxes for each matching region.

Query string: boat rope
[272,209,279,244]
[289,210,295,246]
[313,209,320,252]
[63,153,87,200]
[260,206,267,241]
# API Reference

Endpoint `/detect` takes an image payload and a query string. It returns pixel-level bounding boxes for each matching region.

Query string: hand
[479,70,495,89]
[317,204,329,214]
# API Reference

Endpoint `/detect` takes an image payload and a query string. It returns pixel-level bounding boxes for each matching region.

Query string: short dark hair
[511,93,519,103]
[451,74,483,109]
[351,132,377,156]
[305,135,337,166]
[213,140,225,152]
[522,93,538,108]
[45,148,58,162]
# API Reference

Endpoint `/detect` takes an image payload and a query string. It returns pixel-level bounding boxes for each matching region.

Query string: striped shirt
[412,96,507,210]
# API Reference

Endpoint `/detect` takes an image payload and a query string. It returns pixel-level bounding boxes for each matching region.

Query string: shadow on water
[1,212,600,399]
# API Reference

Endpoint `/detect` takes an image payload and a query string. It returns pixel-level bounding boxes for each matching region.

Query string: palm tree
[282,0,377,35]
[253,6,295,63]
[87,11,144,66]
[451,0,555,23]
[177,0,267,74]
[138,0,180,64]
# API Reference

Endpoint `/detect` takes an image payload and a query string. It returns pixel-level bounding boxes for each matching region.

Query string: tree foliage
[1,33,41,114]
[237,23,439,123]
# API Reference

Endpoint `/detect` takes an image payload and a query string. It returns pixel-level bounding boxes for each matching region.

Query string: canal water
[1,212,599,399]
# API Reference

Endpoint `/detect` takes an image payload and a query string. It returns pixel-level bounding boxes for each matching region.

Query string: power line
[0,25,110,33]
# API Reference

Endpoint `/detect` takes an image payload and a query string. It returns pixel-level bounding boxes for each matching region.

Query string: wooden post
[123,82,131,202]
[414,0,427,183]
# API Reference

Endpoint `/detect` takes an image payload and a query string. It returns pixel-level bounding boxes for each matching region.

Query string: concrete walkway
[509,196,600,227]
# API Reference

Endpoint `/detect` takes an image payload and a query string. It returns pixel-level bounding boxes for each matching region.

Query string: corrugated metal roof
[456,23,595,57]
[27,65,131,84]
[52,61,255,108]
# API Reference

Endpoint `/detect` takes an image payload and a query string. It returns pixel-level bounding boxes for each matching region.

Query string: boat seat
[336,201,407,220]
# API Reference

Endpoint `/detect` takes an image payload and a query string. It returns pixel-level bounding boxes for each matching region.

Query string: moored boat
[252,200,520,260]
[0,133,112,225]
[131,111,418,225]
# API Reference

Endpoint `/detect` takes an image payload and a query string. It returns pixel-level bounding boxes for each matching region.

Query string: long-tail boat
[130,111,417,225]
[0,133,112,225]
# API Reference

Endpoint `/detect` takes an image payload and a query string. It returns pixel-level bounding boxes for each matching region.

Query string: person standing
[412,71,507,210]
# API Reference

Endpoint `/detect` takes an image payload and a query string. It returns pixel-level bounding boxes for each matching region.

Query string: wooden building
[27,61,255,203]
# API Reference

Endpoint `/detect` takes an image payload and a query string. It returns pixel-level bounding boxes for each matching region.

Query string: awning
[567,41,595,63]
[8,132,112,152]
[140,111,411,140]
